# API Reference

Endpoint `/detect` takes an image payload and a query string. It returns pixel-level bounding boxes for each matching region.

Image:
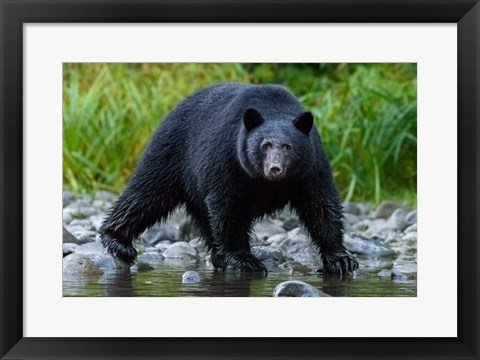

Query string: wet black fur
[100,83,358,275]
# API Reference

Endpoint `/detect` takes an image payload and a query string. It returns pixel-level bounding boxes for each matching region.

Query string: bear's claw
[100,232,137,266]
[321,252,358,276]
[224,252,268,275]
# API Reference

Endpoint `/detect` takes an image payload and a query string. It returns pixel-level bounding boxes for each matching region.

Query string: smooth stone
[266,234,291,251]
[141,222,178,245]
[137,252,165,265]
[75,242,105,256]
[352,219,370,232]
[356,202,372,217]
[343,233,396,257]
[254,219,286,242]
[154,240,174,252]
[402,231,418,242]
[63,226,81,244]
[404,223,417,233]
[392,260,417,280]
[182,271,203,284]
[251,246,286,269]
[69,218,93,230]
[377,269,392,277]
[89,214,106,232]
[69,230,98,244]
[75,242,116,269]
[63,253,103,276]
[273,280,330,297]
[162,241,198,260]
[343,201,361,215]
[74,207,98,218]
[344,213,361,226]
[386,208,407,231]
[279,261,313,275]
[405,210,417,225]
[189,237,207,251]
[364,219,391,237]
[63,243,79,257]
[373,201,410,219]
[286,241,321,267]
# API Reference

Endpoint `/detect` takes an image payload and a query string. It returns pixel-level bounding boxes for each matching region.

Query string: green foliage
[63,63,416,204]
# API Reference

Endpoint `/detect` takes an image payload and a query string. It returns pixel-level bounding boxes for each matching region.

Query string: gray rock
[364,218,390,237]
[401,232,418,243]
[74,207,98,218]
[405,210,417,225]
[286,240,321,267]
[63,243,79,257]
[141,222,178,245]
[189,237,207,251]
[343,201,360,215]
[279,261,313,275]
[266,233,291,250]
[352,219,370,232]
[343,233,396,257]
[273,280,330,297]
[392,260,417,279]
[373,201,410,219]
[89,214,106,232]
[69,230,98,244]
[69,218,93,230]
[356,202,372,216]
[154,240,174,253]
[404,223,417,233]
[182,271,203,284]
[251,246,286,269]
[63,226,81,244]
[137,251,164,265]
[75,242,105,257]
[162,241,198,260]
[254,219,286,243]
[75,242,116,269]
[386,208,407,231]
[343,213,361,228]
[63,253,103,276]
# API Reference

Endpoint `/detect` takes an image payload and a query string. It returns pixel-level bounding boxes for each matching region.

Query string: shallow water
[63,257,416,297]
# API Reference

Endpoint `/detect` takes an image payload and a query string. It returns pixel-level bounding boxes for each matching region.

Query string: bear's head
[237,108,315,181]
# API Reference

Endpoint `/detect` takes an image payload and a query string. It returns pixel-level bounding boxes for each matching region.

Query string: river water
[63,257,416,297]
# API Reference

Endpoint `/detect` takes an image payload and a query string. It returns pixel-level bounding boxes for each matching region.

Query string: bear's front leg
[206,196,267,274]
[291,176,358,276]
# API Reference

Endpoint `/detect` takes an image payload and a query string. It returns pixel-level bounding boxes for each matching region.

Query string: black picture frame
[1,1,479,359]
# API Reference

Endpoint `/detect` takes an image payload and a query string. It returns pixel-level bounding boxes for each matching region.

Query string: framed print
[1,1,479,359]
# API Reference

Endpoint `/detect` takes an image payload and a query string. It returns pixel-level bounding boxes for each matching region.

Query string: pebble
[405,210,417,225]
[137,251,165,265]
[63,226,81,244]
[162,241,198,260]
[343,233,396,257]
[182,271,203,284]
[386,208,408,231]
[343,201,361,215]
[377,269,392,277]
[63,243,79,257]
[63,253,103,276]
[392,260,417,280]
[254,219,286,243]
[273,280,330,297]
[373,201,410,219]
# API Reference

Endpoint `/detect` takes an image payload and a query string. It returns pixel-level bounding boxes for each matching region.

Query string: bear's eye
[283,144,292,151]
[261,142,272,151]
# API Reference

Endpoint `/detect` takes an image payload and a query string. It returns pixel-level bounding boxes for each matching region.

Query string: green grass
[63,63,417,206]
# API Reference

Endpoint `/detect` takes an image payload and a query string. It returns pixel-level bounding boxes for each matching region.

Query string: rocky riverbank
[62,190,417,296]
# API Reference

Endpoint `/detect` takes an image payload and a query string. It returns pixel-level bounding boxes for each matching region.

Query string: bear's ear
[293,111,313,135]
[243,108,264,131]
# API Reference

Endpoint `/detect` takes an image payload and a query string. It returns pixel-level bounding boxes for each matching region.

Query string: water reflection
[63,261,416,297]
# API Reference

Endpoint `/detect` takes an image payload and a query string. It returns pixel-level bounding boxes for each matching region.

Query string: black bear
[100,83,358,275]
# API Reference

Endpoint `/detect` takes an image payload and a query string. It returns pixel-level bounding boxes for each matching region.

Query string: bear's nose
[269,166,283,176]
